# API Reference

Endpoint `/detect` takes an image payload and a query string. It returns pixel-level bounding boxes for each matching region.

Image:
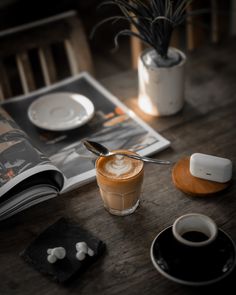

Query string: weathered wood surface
[0,40,236,295]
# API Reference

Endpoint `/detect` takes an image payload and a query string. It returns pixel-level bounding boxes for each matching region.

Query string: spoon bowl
[83,140,172,165]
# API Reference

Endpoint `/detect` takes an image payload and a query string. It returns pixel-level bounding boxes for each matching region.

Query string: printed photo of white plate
[28,92,95,131]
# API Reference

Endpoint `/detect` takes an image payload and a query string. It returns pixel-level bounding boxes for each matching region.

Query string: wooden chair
[0,10,94,100]
[186,0,220,51]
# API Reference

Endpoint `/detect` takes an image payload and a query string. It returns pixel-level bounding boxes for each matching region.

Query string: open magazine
[0,72,170,220]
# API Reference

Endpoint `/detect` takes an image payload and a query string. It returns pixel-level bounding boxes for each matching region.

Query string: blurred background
[0,0,235,81]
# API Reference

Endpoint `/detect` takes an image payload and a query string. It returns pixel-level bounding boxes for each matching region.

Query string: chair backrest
[0,10,94,100]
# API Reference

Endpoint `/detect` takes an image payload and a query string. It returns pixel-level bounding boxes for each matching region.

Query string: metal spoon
[82,140,172,165]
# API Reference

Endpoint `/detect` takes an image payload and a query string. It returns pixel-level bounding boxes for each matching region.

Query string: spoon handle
[116,153,172,165]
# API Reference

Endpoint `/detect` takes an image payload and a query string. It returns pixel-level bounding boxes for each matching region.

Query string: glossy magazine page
[0,107,64,220]
[2,72,170,193]
[0,107,63,197]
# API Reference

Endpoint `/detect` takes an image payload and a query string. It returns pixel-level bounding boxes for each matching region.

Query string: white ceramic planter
[138,47,186,116]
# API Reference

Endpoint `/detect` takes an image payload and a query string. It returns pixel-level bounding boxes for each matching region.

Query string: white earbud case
[190,153,232,183]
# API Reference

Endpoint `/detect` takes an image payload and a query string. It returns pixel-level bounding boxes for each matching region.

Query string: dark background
[0,0,233,79]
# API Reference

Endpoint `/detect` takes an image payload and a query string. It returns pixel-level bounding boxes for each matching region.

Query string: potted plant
[92,0,192,116]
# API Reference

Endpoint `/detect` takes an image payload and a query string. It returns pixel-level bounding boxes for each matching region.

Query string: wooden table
[0,39,236,295]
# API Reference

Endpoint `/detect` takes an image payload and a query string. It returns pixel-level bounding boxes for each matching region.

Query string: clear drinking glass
[95,150,144,216]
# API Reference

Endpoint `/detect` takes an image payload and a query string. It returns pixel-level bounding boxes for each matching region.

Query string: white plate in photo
[28,92,95,131]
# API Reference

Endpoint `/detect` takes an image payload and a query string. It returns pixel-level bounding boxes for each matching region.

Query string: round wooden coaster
[172,157,231,196]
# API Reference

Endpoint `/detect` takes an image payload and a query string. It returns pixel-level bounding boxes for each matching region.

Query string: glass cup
[95,149,144,216]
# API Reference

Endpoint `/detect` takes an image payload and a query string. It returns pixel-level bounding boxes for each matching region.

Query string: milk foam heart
[100,153,143,179]
[105,155,132,177]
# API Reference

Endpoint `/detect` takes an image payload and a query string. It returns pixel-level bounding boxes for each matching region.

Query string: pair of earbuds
[47,242,94,264]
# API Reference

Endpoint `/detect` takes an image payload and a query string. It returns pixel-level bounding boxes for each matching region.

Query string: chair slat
[130,24,143,70]
[66,15,94,75]
[211,0,219,43]
[186,4,195,51]
[0,61,12,99]
[64,39,79,76]
[38,46,57,86]
[15,52,36,94]
[0,87,4,102]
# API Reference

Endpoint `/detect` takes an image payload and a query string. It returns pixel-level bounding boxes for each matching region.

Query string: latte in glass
[96,150,144,216]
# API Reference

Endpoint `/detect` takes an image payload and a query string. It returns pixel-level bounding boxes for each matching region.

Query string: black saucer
[150,226,236,286]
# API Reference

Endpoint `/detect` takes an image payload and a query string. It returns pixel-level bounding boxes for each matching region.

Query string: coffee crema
[98,154,143,179]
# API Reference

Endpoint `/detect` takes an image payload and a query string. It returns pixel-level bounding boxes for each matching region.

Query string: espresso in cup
[96,150,144,216]
[172,213,218,247]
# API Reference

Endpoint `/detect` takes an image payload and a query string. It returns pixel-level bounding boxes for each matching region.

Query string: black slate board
[21,218,106,283]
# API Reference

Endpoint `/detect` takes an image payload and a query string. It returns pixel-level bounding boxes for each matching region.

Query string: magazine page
[0,107,64,198]
[0,185,58,221]
[2,72,170,193]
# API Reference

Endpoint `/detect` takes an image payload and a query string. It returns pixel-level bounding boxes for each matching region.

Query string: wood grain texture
[172,157,230,196]
[0,39,236,295]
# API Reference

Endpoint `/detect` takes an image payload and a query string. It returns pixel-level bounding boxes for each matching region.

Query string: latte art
[105,155,132,177]
[96,149,144,215]
[97,151,143,180]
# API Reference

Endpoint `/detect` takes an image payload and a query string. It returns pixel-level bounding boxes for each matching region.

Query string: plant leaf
[93,0,196,58]
[114,29,154,50]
